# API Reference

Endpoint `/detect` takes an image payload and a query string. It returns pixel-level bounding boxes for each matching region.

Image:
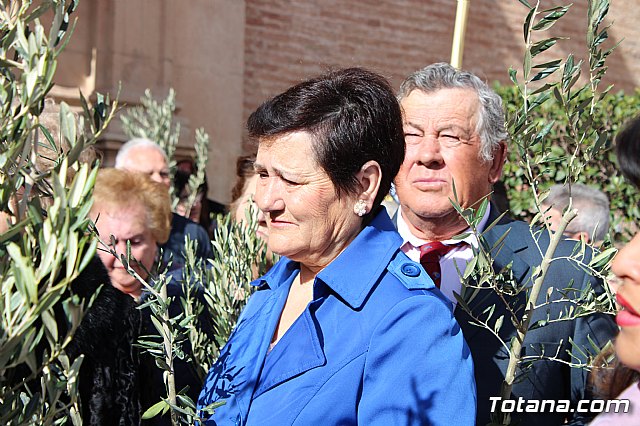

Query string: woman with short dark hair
[197,68,475,425]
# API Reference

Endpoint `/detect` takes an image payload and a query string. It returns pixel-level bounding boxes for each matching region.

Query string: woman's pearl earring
[354,199,367,217]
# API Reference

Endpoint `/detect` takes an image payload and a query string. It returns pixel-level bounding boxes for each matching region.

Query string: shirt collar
[397,203,492,249]
[252,208,402,310]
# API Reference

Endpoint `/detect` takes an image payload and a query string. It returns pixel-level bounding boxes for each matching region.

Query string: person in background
[91,168,212,426]
[174,169,212,238]
[229,153,268,241]
[115,138,213,270]
[197,67,475,425]
[590,115,640,424]
[175,158,226,239]
[91,168,171,299]
[228,153,272,280]
[542,183,610,245]
[393,62,616,425]
[1,99,142,424]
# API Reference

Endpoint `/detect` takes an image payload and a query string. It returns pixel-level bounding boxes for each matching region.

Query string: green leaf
[531,5,571,31]
[530,83,556,95]
[42,310,59,342]
[7,243,37,303]
[60,101,77,150]
[508,67,518,86]
[142,400,169,419]
[494,315,504,334]
[589,247,617,269]
[530,37,564,56]
[65,231,79,278]
[531,62,561,82]
[523,6,536,40]
[25,70,38,98]
[68,163,88,208]
[523,50,532,80]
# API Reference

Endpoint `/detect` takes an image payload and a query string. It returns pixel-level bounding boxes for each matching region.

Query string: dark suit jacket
[395,206,617,426]
[161,213,213,270]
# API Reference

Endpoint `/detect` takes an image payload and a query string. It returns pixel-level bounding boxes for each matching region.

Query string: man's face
[394,88,505,237]
[119,147,170,187]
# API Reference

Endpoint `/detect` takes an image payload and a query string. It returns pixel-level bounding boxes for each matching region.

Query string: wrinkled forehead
[401,88,481,130]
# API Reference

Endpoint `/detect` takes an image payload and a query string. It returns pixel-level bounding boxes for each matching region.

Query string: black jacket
[66,256,141,426]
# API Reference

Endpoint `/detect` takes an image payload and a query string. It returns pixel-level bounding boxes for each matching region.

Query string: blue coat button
[401,263,420,277]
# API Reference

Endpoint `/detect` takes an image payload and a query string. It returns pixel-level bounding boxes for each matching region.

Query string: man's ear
[568,230,591,244]
[489,141,507,184]
[356,160,382,212]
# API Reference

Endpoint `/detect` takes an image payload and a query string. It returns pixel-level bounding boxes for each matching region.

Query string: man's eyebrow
[435,123,473,136]
[403,120,424,132]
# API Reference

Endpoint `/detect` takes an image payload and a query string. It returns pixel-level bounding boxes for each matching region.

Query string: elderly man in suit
[393,62,617,425]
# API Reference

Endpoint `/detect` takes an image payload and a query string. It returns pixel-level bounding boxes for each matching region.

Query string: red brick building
[55,0,639,203]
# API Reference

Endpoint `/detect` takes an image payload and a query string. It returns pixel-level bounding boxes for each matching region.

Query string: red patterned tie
[419,242,459,288]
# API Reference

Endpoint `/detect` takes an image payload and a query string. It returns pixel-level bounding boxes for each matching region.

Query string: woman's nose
[97,246,116,268]
[256,177,285,212]
[612,233,640,282]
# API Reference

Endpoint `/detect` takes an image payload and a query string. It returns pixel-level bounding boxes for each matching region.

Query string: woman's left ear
[353,161,382,217]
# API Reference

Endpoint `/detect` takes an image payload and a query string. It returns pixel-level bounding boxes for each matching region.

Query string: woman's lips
[616,293,640,327]
[268,218,294,229]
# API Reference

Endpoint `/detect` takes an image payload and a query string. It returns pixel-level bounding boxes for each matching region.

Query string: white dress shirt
[397,205,491,306]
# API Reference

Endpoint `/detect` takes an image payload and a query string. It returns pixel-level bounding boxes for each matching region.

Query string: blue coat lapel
[227,290,283,421]
[252,300,326,398]
[251,210,401,398]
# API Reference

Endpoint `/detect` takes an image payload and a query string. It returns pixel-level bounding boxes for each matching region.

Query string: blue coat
[197,209,476,425]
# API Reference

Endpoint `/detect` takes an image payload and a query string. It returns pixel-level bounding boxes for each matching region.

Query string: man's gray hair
[544,183,610,242]
[115,138,167,168]
[398,62,508,161]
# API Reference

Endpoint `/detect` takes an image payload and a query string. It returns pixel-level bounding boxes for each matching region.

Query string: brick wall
[244,0,640,138]
[52,0,640,201]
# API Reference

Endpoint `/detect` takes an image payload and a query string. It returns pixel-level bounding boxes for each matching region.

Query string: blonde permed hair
[92,168,171,244]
